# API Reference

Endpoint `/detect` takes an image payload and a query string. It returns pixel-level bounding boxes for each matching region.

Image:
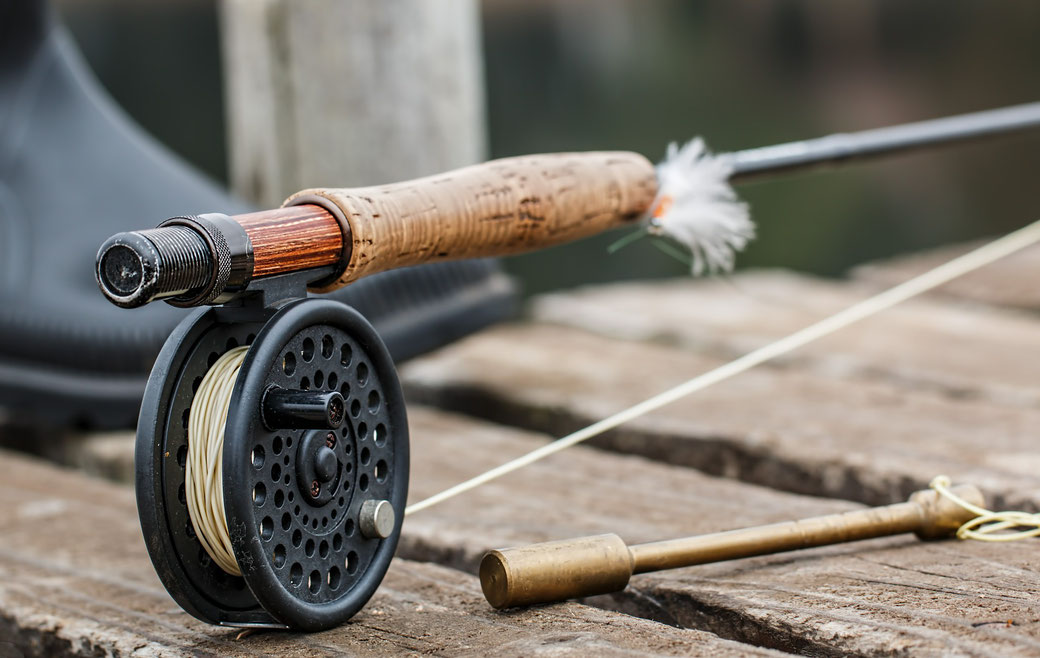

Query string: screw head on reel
[136,297,408,631]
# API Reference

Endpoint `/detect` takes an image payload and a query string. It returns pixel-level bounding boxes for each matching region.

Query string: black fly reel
[137,274,408,631]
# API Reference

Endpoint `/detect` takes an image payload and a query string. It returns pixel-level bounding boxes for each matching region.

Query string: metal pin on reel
[136,271,408,631]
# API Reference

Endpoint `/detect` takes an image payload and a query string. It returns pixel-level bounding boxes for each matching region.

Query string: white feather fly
[648,138,754,275]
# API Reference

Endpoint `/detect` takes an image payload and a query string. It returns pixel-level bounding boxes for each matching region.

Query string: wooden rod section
[234,204,344,278]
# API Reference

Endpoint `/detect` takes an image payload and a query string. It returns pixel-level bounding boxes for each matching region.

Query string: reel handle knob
[262,387,345,430]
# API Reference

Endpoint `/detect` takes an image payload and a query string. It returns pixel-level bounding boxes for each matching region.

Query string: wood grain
[14,236,1040,655]
[531,271,1040,407]
[286,152,658,291]
[399,407,1040,657]
[854,240,1040,312]
[234,205,345,278]
[0,448,777,657]
[401,322,1040,511]
[8,404,1040,655]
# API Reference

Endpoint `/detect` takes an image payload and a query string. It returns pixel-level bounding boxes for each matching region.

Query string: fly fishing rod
[728,101,1040,180]
[97,101,1040,309]
[94,101,1040,631]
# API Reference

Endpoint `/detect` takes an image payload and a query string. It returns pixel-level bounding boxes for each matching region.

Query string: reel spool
[136,273,408,631]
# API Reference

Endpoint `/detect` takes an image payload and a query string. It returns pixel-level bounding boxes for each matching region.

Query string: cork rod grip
[285,152,658,291]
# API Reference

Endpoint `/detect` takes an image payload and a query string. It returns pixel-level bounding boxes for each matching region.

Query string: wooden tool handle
[284,152,658,291]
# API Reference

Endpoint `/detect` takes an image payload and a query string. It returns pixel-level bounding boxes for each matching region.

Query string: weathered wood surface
[531,270,1040,407]
[403,407,859,566]
[0,427,135,484]
[401,407,1040,657]
[6,407,1040,656]
[402,321,1040,510]
[853,240,1040,312]
[0,449,778,657]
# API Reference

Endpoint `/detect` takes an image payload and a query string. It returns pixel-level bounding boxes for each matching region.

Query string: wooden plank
[221,0,486,207]
[0,427,135,485]
[531,271,1040,407]
[403,408,861,563]
[0,449,770,657]
[8,406,1040,655]
[631,541,1040,657]
[401,406,1040,657]
[852,240,1040,312]
[401,323,1040,510]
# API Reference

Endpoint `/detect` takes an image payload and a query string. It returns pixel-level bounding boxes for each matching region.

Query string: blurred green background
[56,0,1040,295]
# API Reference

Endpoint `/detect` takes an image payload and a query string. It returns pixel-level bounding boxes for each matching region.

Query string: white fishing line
[406,218,1040,516]
[186,345,249,576]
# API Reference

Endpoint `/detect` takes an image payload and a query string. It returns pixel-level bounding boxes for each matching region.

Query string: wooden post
[219,0,487,208]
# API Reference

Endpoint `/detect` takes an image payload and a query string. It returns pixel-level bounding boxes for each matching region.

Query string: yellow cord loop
[930,475,1040,542]
[186,346,249,576]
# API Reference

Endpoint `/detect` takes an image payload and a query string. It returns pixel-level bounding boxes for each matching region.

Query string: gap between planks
[531,270,1040,408]
[402,271,1040,511]
[5,263,1039,654]
[403,322,1040,510]
[4,406,1040,655]
[402,406,1040,657]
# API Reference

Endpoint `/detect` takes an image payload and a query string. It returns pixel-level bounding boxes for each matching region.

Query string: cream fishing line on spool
[186,346,249,576]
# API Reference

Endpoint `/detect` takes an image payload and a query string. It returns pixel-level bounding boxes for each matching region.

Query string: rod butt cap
[480,533,633,609]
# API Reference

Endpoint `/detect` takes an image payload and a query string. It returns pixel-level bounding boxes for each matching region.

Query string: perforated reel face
[136,299,408,631]
[224,299,408,630]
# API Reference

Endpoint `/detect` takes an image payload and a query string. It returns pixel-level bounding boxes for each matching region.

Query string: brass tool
[480,484,982,609]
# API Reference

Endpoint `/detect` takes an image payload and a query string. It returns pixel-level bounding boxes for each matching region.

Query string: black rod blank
[729,101,1040,182]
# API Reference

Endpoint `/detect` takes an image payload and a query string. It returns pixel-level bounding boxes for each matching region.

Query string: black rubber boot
[0,2,515,430]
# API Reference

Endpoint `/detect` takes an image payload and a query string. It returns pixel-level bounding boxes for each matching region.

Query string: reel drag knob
[137,298,408,631]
